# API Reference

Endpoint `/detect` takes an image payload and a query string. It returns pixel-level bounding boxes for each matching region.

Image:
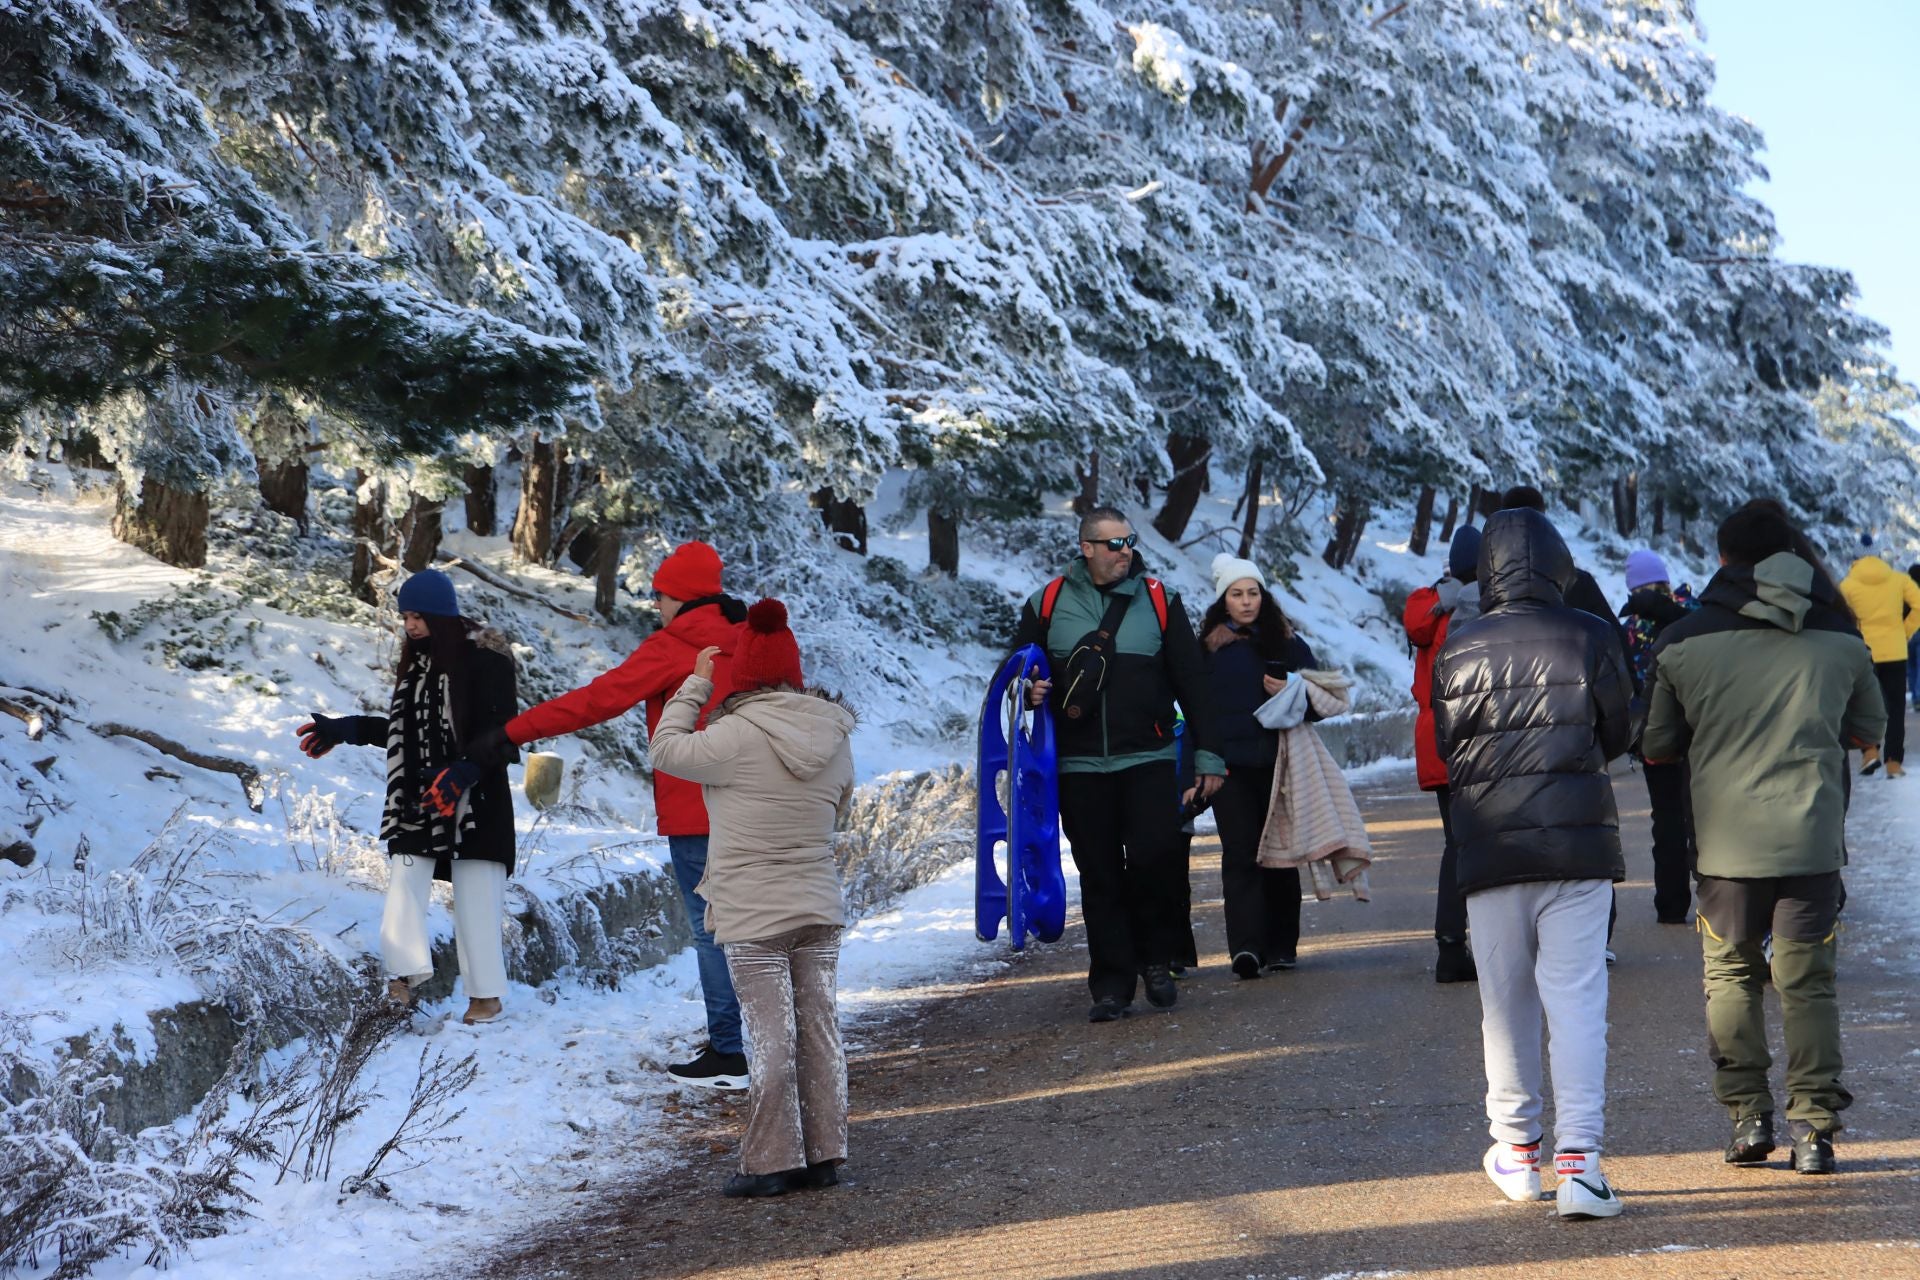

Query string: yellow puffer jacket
[1839,556,1920,662]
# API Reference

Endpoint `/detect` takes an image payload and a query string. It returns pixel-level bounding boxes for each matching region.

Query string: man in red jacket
[468,541,748,1088]
[1403,523,1481,984]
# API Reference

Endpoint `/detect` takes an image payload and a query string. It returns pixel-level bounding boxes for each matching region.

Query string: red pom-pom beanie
[651,541,723,602]
[732,599,804,692]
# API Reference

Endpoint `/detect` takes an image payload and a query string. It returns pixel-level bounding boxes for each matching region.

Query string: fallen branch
[0,696,48,740]
[434,554,595,623]
[92,722,267,812]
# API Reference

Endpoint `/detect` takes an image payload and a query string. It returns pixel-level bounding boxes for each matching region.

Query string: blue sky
[1694,0,1919,382]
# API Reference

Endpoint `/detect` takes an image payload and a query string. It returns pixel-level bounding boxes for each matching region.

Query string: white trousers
[380,854,509,1000]
[1467,878,1612,1153]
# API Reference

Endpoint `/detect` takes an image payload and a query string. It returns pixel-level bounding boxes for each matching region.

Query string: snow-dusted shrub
[861,556,1018,651]
[834,766,975,919]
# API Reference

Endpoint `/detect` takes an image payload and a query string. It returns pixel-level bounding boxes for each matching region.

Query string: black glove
[463,724,516,769]
[297,714,352,759]
[423,761,482,818]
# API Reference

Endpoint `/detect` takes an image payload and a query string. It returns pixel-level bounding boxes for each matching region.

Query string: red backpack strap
[1039,576,1066,623]
[1145,578,1170,632]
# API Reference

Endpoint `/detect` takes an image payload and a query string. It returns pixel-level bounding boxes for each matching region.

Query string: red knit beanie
[732,599,804,692]
[651,540,723,602]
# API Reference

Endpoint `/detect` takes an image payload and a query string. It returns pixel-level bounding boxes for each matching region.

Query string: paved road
[487,764,1920,1279]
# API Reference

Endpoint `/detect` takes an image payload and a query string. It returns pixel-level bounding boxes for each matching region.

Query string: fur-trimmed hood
[469,625,515,662]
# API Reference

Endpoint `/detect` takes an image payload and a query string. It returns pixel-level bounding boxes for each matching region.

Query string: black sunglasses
[1086,533,1139,552]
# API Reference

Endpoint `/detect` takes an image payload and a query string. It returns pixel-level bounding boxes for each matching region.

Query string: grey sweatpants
[1467,878,1612,1153]
[724,924,848,1175]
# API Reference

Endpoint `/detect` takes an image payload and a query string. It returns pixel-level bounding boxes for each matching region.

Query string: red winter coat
[1403,584,1452,791]
[506,601,740,836]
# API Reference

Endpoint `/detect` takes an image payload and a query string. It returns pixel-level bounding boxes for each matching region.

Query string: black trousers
[1874,660,1908,764]
[1059,761,1187,1003]
[1643,760,1696,921]
[1433,785,1468,942]
[1209,766,1302,966]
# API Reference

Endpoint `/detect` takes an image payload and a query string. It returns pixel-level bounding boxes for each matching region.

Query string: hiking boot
[1231,951,1263,980]
[1168,962,1192,980]
[1553,1150,1622,1219]
[1142,968,1178,1009]
[1725,1114,1776,1165]
[1860,746,1883,776]
[1435,939,1477,984]
[1888,760,1907,780]
[1482,1141,1541,1202]
[796,1161,840,1190]
[1088,997,1129,1023]
[669,1046,750,1090]
[1792,1130,1836,1175]
[722,1170,798,1198]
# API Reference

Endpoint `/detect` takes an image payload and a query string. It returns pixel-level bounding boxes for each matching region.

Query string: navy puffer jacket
[1432,509,1634,895]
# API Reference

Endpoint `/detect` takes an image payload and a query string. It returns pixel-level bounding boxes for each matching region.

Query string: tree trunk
[258,459,309,531]
[1653,493,1666,538]
[113,477,209,569]
[1437,493,1460,542]
[811,487,868,555]
[927,506,961,576]
[398,493,444,572]
[1235,457,1264,559]
[1320,494,1369,571]
[512,436,564,564]
[350,470,390,603]
[1624,471,1638,536]
[1151,432,1211,542]
[462,463,497,537]
[1409,484,1437,557]
[1072,450,1100,516]
[591,523,622,619]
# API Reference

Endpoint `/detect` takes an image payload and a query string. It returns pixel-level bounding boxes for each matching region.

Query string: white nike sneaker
[1482,1141,1542,1202]
[1554,1149,1623,1219]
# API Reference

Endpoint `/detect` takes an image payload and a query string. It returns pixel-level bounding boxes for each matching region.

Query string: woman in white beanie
[1199,554,1319,976]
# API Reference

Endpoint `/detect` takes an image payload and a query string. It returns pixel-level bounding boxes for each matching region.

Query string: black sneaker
[1792,1130,1836,1175]
[1435,939,1477,984]
[668,1046,749,1090]
[723,1169,799,1198]
[1088,997,1129,1023]
[1265,954,1297,972]
[1725,1113,1776,1165]
[1142,968,1178,1009]
[1231,951,1263,980]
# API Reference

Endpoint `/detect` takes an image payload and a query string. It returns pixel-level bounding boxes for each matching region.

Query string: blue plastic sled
[976,644,1065,949]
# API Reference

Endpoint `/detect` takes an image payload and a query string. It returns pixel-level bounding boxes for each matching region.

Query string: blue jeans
[667,835,744,1056]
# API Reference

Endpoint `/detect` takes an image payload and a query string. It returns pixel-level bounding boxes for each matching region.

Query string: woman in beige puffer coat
[650,599,856,1199]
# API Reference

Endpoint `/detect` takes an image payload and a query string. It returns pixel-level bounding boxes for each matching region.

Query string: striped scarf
[380,654,477,857]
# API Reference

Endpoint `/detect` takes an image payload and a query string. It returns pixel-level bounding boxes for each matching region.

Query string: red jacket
[506,602,740,836]
[1403,584,1452,791]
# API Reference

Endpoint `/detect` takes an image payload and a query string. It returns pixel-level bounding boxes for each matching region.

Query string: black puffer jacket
[1432,509,1633,895]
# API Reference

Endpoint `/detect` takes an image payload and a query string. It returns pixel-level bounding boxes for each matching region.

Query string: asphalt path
[485,762,1920,1280]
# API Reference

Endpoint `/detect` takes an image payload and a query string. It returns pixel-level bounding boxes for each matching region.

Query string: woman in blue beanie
[294,569,522,1025]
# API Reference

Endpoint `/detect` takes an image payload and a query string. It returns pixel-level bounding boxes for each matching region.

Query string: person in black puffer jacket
[1200,554,1319,978]
[1432,507,1634,1219]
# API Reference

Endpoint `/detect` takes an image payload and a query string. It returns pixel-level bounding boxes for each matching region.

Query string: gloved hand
[297,714,352,758]
[423,761,482,818]
[463,724,517,769]
[1433,576,1463,615]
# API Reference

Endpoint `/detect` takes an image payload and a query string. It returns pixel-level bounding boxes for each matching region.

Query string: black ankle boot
[797,1161,840,1189]
[722,1169,799,1198]
[1435,938,1477,984]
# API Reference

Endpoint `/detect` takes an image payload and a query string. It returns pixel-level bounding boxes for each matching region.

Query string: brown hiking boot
[386,977,414,1008]
[1888,760,1906,779]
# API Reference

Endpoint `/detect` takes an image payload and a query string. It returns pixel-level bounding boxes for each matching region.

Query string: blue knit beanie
[1448,525,1483,581]
[1861,530,1875,548]
[396,569,460,618]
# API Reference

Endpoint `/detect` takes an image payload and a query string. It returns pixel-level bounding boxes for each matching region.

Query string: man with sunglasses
[1008,507,1224,1022]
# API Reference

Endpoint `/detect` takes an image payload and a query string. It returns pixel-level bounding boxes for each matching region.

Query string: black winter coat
[338,629,520,879]
[1204,627,1319,770]
[1433,510,1633,896]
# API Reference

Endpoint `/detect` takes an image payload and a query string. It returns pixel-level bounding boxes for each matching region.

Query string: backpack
[1039,575,1170,633]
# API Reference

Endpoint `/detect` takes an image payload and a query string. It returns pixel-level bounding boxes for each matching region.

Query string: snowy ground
[2,464,1746,1278]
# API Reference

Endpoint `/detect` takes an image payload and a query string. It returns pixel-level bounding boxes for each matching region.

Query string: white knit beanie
[1210,552,1266,602]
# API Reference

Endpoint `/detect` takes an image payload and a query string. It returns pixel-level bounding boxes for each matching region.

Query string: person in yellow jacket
[1839,532,1920,778]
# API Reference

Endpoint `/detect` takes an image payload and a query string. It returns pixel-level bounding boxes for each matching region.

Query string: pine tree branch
[434,553,596,623]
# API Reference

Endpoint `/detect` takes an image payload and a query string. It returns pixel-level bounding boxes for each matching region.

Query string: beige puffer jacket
[649,674,855,945]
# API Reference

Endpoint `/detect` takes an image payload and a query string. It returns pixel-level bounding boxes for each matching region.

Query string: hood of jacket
[1477,509,1574,610]
[726,689,856,780]
[1700,552,1832,635]
[662,596,745,652]
[1847,555,1896,589]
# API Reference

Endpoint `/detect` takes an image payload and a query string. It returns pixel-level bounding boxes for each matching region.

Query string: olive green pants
[1696,873,1851,1132]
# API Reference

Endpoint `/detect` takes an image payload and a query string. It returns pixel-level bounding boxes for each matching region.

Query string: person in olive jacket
[1643,500,1884,1175]
[1200,553,1317,978]
[1432,508,1634,1220]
